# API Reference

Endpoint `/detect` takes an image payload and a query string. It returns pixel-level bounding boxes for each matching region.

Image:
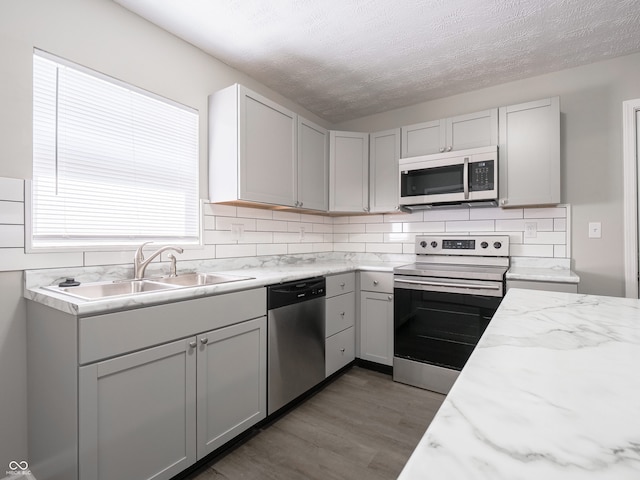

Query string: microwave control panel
[470,161,494,191]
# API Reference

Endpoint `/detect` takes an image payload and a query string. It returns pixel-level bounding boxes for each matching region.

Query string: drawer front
[360,271,393,293]
[326,272,355,297]
[325,292,355,337]
[325,326,355,377]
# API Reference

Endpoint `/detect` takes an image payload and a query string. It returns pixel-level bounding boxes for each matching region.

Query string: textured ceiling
[114,0,640,124]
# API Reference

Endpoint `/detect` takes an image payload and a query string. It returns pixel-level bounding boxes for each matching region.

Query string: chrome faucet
[133,242,184,280]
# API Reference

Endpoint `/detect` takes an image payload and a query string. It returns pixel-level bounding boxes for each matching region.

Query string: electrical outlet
[231,223,244,241]
[524,222,537,238]
[299,226,306,241]
[588,222,601,239]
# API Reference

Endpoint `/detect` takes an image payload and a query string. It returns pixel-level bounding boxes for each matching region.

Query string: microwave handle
[463,157,469,200]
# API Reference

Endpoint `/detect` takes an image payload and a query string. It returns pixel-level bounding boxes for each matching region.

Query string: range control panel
[415,235,510,257]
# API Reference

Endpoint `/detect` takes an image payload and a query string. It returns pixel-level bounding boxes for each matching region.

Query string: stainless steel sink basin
[153,272,254,287]
[52,279,178,300]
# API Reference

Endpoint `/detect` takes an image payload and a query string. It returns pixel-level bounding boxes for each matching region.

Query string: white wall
[335,53,640,297]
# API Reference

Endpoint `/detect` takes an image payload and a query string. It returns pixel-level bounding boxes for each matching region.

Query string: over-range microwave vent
[399,145,498,209]
[399,200,498,213]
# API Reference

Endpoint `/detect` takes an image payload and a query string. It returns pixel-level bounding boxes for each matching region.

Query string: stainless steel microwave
[398,145,498,207]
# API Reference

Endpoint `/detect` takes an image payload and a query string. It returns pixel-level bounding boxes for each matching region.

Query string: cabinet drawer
[325,292,355,337]
[326,272,355,297]
[360,271,393,293]
[325,326,355,377]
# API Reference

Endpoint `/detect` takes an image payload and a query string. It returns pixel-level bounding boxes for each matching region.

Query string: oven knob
[420,241,427,248]
[493,241,502,249]
[481,241,488,249]
[430,241,438,248]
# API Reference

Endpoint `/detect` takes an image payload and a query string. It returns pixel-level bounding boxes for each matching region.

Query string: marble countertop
[399,288,640,479]
[24,257,401,316]
[506,257,580,284]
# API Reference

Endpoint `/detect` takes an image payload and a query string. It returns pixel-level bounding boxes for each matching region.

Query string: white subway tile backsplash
[163,245,216,262]
[239,232,274,244]
[257,219,288,232]
[216,244,256,258]
[403,222,445,233]
[365,223,396,233]
[273,232,302,243]
[554,218,566,231]
[0,201,24,224]
[236,206,273,220]
[349,214,384,224]
[273,211,301,222]
[334,223,366,234]
[0,248,83,271]
[366,243,403,254]
[288,244,313,254]
[446,220,494,232]
[0,178,24,201]
[288,222,313,233]
[0,225,24,247]
[204,203,237,217]
[554,245,567,258]
[349,233,384,243]
[510,244,555,257]
[300,213,325,224]
[203,216,216,230]
[257,244,287,256]
[312,243,333,253]
[469,207,523,220]
[301,233,325,243]
[384,211,423,223]
[204,230,236,245]
[524,207,566,218]
[424,209,470,221]
[216,216,256,231]
[333,243,365,253]
[332,216,349,224]
[311,223,332,233]
[84,250,138,266]
[496,218,553,232]
[333,233,349,243]
[384,232,417,244]
[524,231,566,245]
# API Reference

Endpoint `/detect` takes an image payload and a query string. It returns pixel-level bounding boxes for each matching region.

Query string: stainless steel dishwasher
[267,276,326,415]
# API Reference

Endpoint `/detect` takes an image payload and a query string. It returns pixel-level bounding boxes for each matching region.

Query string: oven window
[394,289,501,370]
[401,164,464,197]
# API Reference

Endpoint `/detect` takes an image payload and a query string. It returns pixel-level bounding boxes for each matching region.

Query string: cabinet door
[239,87,297,206]
[329,130,369,212]
[297,117,329,211]
[498,97,560,207]
[359,291,394,366]
[79,338,197,480]
[196,317,267,459]
[445,108,498,151]
[401,120,445,157]
[369,128,401,213]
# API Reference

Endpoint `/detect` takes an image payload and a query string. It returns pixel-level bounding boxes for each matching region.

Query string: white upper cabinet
[209,84,297,207]
[297,117,329,211]
[369,128,401,213]
[401,108,498,158]
[330,130,370,212]
[498,97,560,207]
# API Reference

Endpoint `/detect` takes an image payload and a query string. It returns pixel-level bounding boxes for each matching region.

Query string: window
[31,50,200,249]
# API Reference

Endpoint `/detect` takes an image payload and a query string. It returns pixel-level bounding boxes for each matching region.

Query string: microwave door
[400,158,466,204]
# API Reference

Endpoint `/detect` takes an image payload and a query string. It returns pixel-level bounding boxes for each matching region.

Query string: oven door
[393,277,503,371]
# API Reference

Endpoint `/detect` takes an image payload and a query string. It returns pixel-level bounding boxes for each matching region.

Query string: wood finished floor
[186,366,445,480]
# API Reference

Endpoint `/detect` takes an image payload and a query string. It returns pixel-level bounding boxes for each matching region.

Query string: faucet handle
[135,241,153,261]
[168,253,178,277]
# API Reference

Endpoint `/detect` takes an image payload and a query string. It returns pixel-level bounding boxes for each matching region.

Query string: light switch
[588,222,601,239]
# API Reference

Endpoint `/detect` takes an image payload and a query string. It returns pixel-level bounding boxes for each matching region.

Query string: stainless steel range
[393,235,509,394]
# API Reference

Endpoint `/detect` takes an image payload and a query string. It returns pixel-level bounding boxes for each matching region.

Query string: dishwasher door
[268,289,325,415]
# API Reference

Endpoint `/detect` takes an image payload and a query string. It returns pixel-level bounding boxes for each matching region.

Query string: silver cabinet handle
[340,282,345,287]
[299,202,303,207]
[439,147,445,153]
[189,340,197,348]
[200,337,209,345]
[500,199,508,206]
[373,280,379,286]
[388,295,393,301]
[340,311,345,317]
[340,348,345,353]
[447,146,453,151]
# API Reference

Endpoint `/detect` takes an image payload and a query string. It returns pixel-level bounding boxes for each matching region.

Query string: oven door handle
[395,278,501,290]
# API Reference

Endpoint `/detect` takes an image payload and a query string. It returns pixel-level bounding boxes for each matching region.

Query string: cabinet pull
[388,295,393,301]
[439,147,445,153]
[340,311,345,317]
[340,348,345,353]
[340,282,345,287]
[373,280,379,286]
[200,337,209,345]
[189,340,197,349]
[447,146,453,151]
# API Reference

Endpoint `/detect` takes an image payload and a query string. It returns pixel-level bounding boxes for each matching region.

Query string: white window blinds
[32,50,200,248]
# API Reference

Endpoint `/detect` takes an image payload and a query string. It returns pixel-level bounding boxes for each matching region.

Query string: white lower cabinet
[78,316,267,480]
[325,273,356,376]
[79,338,197,480]
[359,272,394,366]
[196,317,267,458]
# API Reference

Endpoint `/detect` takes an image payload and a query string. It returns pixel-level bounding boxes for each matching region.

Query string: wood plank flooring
[186,366,445,480]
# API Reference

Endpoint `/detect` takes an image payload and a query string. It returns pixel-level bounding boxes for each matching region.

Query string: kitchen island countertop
[399,288,640,479]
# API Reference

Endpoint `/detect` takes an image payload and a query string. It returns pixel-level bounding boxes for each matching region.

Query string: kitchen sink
[55,279,178,300]
[153,272,254,287]
[44,272,255,300]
